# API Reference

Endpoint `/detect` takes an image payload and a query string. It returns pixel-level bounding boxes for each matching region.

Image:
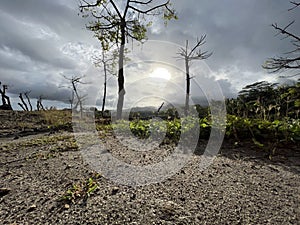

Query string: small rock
[111,187,119,195]
[179,196,186,202]
[65,164,72,170]
[130,193,136,201]
[64,204,70,209]
[0,188,10,197]
[27,204,37,212]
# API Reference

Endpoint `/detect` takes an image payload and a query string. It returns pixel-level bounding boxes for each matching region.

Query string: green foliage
[132,21,147,41]
[108,114,300,148]
[227,80,300,120]
[61,174,100,205]
[225,115,300,144]
[80,0,177,50]
[111,116,208,144]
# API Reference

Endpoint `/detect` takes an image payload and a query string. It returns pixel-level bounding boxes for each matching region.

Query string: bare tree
[94,49,117,116]
[157,102,164,114]
[0,82,12,110]
[37,96,45,111]
[79,0,177,119]
[24,91,33,111]
[18,93,29,111]
[176,35,212,115]
[63,75,87,118]
[263,1,300,77]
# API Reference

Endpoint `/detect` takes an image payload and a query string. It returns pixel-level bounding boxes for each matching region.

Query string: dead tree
[18,91,33,111]
[94,49,117,117]
[176,35,212,116]
[24,91,33,111]
[18,93,29,111]
[157,102,165,114]
[263,1,300,77]
[37,96,45,111]
[63,75,87,118]
[0,82,12,110]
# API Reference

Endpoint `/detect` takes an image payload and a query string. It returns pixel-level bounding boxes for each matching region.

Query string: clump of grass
[40,109,72,131]
[32,152,56,160]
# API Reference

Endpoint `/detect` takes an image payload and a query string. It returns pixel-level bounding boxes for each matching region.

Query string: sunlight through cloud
[149,67,171,81]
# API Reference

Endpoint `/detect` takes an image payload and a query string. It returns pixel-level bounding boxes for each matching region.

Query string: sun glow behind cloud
[149,67,172,80]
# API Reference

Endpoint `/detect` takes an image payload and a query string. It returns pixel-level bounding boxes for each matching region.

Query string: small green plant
[61,174,100,204]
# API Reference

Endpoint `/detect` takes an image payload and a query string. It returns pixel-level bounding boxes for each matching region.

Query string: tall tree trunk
[1,91,5,106]
[6,95,12,110]
[102,59,107,116]
[185,56,190,116]
[116,21,126,120]
[72,82,83,118]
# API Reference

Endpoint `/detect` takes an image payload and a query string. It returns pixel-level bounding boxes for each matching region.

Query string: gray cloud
[0,0,299,110]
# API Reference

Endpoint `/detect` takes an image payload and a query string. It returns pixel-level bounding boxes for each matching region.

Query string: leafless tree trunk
[72,78,83,118]
[102,58,107,116]
[176,36,212,116]
[116,20,126,119]
[157,102,165,114]
[19,93,29,111]
[37,96,45,111]
[63,75,86,118]
[95,50,117,117]
[0,82,12,110]
[24,91,33,111]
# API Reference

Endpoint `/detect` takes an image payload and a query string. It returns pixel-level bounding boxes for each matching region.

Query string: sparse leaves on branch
[79,0,177,50]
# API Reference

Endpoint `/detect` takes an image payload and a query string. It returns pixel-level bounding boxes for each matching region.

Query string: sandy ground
[1,129,300,224]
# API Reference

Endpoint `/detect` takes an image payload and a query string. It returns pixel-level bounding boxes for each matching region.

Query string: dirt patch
[0,111,299,224]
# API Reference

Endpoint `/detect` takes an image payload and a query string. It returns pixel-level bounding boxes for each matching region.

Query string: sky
[0,0,299,110]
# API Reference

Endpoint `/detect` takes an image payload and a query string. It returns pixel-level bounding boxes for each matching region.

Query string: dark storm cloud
[0,1,88,69]
[0,0,100,103]
[169,0,300,68]
[150,0,300,91]
[0,0,299,109]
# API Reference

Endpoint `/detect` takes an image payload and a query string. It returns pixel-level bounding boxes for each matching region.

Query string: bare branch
[272,21,300,42]
[128,0,171,14]
[188,35,206,57]
[109,0,122,18]
[129,0,153,5]
[288,1,300,11]
[177,35,212,62]
[80,0,103,11]
[263,56,300,72]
